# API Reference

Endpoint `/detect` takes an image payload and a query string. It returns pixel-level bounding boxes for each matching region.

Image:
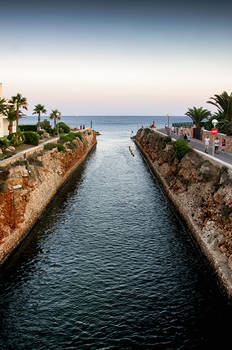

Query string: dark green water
[0,119,231,349]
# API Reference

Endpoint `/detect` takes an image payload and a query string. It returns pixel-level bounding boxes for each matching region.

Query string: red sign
[211,128,218,135]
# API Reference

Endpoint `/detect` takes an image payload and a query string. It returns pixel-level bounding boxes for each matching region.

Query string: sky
[0,0,231,116]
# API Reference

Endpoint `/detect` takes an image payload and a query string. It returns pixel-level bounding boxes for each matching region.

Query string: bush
[23,131,40,146]
[37,130,44,136]
[75,132,83,141]
[173,138,190,160]
[40,119,53,134]
[0,136,10,148]
[19,125,37,132]
[57,122,70,133]
[57,144,65,152]
[44,143,57,151]
[67,142,77,150]
[59,133,75,143]
[8,130,25,147]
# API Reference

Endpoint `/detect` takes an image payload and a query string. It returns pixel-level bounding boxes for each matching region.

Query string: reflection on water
[0,122,232,349]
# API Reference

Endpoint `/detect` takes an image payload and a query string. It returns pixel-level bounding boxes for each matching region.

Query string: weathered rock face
[136,128,232,297]
[0,130,96,264]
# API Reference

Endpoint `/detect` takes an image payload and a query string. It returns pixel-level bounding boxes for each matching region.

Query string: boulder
[5,146,15,152]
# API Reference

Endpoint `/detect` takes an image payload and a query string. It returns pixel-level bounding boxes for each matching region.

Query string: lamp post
[12,184,22,229]
[212,119,218,157]
[167,114,170,128]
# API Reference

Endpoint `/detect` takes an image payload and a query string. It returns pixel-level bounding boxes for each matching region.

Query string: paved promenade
[158,128,232,167]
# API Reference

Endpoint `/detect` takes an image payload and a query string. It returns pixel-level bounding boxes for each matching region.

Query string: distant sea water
[20,115,190,136]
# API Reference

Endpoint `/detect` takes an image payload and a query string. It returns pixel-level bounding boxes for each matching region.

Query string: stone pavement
[158,128,232,166]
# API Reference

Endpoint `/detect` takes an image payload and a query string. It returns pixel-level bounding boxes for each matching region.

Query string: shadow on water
[0,146,97,280]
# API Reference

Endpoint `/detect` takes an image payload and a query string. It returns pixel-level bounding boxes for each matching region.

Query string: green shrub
[40,119,52,133]
[44,143,57,151]
[67,142,77,150]
[8,130,25,147]
[220,166,228,175]
[173,138,190,160]
[59,132,76,143]
[0,136,10,148]
[75,132,83,141]
[0,154,9,160]
[19,124,37,132]
[57,122,70,133]
[28,155,43,166]
[37,130,44,136]
[23,131,40,146]
[57,144,65,152]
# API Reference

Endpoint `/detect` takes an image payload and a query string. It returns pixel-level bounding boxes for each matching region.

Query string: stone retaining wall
[0,130,97,265]
[135,127,232,299]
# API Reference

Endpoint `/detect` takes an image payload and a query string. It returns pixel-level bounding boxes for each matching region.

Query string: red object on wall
[211,128,218,135]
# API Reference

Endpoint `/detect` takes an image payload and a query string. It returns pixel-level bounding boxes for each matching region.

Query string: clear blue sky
[0,0,231,115]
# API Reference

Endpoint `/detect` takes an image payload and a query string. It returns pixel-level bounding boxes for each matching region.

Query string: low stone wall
[0,130,97,265]
[135,128,232,299]
[202,130,232,152]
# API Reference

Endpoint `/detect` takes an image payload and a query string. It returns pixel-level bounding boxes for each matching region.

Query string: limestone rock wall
[0,130,96,264]
[135,128,232,298]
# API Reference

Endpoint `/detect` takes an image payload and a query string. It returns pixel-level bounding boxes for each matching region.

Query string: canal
[0,118,232,349]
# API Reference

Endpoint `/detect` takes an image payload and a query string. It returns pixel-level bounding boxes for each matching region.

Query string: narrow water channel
[0,121,231,349]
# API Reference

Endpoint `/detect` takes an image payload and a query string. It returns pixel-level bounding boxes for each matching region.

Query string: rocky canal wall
[0,130,96,265]
[135,128,232,299]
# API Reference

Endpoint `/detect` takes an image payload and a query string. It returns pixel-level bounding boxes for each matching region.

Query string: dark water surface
[1,117,232,349]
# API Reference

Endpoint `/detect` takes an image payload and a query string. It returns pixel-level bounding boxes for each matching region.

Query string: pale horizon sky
[0,0,231,116]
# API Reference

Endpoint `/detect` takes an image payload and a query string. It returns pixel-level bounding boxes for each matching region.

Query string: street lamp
[212,119,218,157]
[12,184,22,229]
[167,114,171,128]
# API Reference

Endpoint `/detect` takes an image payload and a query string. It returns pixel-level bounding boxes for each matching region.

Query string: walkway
[157,128,232,167]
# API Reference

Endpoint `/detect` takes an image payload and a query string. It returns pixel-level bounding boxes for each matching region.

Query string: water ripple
[0,129,231,349]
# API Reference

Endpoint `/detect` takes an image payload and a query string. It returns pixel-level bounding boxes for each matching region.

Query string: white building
[0,83,16,137]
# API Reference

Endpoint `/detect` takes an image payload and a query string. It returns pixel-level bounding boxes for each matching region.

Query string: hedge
[19,125,37,132]
[23,131,40,145]
[57,122,70,133]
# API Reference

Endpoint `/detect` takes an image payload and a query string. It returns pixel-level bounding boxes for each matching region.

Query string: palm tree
[0,97,8,116]
[6,107,17,134]
[33,104,47,130]
[50,109,61,128]
[207,91,232,135]
[185,107,211,128]
[10,93,28,130]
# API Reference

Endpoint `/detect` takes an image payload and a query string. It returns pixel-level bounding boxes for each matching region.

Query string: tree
[33,104,47,130]
[6,107,17,134]
[50,109,61,128]
[207,91,232,136]
[10,93,28,130]
[0,97,8,116]
[185,107,211,128]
